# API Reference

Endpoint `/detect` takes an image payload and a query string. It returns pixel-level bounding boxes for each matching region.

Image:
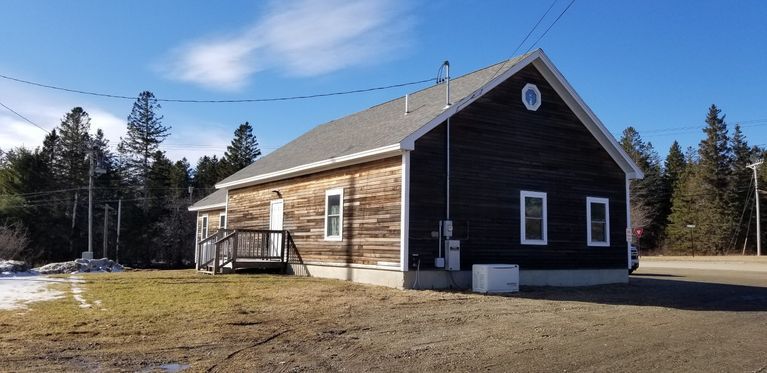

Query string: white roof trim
[216,144,403,189]
[532,52,643,179]
[188,202,227,212]
[399,49,644,179]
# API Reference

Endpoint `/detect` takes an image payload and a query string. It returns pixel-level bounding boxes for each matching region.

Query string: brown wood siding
[409,64,628,270]
[227,157,402,266]
[197,209,225,242]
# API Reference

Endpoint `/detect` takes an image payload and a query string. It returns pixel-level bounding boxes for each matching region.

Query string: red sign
[634,228,644,238]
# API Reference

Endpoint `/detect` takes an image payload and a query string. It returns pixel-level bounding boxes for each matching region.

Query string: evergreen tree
[53,107,92,188]
[728,124,754,243]
[221,122,260,178]
[664,141,686,190]
[193,155,223,191]
[698,105,732,196]
[620,127,665,249]
[118,91,170,203]
[657,141,687,246]
[667,105,734,254]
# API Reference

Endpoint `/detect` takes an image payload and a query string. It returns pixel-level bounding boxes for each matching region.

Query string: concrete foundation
[404,268,628,289]
[288,263,627,290]
[519,268,628,286]
[288,263,406,288]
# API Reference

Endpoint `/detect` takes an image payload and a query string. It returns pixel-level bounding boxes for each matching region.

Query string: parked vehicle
[629,245,640,274]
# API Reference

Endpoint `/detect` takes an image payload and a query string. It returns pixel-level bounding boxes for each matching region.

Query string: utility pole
[103,204,113,259]
[85,146,106,260]
[85,150,95,259]
[71,192,78,229]
[116,198,122,264]
[747,159,763,256]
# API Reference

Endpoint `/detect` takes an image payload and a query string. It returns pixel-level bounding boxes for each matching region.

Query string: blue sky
[1,0,765,163]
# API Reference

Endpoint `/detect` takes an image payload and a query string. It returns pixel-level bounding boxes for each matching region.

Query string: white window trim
[201,214,209,239]
[587,197,610,247]
[324,188,344,241]
[520,190,547,245]
[219,212,227,230]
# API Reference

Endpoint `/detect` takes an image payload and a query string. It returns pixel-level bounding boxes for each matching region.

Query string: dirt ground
[1,264,766,372]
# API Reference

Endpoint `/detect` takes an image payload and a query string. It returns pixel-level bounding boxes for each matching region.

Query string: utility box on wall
[446,240,461,271]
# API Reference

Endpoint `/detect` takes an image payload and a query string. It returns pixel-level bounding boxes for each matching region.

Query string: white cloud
[0,84,222,162]
[159,0,414,90]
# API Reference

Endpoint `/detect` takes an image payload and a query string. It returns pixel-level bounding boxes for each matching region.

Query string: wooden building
[189,49,643,288]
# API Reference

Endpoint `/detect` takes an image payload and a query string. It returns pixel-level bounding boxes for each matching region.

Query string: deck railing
[196,229,290,274]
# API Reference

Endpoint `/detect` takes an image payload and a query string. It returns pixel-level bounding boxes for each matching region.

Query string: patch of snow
[0,277,67,310]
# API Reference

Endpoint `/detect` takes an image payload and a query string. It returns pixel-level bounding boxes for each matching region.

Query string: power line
[0,73,435,103]
[525,0,577,53]
[477,0,575,98]
[511,0,559,57]
[0,99,50,133]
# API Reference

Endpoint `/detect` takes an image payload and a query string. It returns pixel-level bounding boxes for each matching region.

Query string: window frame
[586,197,610,247]
[520,190,548,245]
[219,213,226,230]
[324,188,344,241]
[201,214,209,239]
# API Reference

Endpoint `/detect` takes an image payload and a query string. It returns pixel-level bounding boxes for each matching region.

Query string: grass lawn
[1,269,766,372]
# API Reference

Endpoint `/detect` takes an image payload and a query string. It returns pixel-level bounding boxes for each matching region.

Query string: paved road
[641,256,767,274]
[627,260,767,314]
[636,258,767,288]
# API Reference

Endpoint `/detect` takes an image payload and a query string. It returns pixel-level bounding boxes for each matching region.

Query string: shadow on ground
[508,277,767,312]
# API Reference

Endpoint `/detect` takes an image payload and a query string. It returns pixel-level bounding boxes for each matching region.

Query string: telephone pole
[747,159,763,256]
[85,150,95,259]
[116,198,122,264]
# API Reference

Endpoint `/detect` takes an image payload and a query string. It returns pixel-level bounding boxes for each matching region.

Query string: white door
[269,200,284,257]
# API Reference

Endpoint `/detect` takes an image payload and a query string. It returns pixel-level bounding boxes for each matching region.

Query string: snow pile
[0,260,35,276]
[35,258,124,275]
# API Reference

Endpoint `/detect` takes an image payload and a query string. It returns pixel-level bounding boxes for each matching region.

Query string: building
[188,49,643,288]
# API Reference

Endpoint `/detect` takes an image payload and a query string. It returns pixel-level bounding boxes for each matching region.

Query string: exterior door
[269,200,284,257]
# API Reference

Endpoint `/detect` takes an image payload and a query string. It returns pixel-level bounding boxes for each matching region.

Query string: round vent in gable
[522,83,541,111]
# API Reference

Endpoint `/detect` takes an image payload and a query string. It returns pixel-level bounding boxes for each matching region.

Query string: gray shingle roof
[189,188,227,211]
[217,54,531,187]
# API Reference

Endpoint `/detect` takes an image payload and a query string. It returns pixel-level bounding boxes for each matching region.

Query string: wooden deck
[196,229,293,274]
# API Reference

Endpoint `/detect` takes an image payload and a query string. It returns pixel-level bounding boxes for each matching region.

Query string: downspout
[625,174,632,270]
[446,117,451,220]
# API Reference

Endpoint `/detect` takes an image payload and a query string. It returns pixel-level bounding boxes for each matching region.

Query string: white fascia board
[532,52,644,180]
[400,51,542,150]
[187,202,227,212]
[215,144,403,189]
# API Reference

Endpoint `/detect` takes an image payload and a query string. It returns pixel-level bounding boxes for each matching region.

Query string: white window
[324,188,344,241]
[219,213,226,229]
[520,191,547,245]
[201,214,209,238]
[587,197,610,246]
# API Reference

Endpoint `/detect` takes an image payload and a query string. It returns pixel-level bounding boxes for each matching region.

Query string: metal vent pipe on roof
[405,94,409,115]
[443,61,451,109]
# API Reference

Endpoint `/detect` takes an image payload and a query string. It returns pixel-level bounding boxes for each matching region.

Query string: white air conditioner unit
[472,264,519,293]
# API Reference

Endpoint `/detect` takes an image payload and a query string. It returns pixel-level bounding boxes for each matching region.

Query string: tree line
[0,91,261,266]
[1,100,764,264]
[622,104,766,255]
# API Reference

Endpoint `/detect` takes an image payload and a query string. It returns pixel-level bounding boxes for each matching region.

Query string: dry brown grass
[1,269,766,372]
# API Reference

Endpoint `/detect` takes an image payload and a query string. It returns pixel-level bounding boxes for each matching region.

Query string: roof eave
[188,202,227,212]
[215,144,403,190]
